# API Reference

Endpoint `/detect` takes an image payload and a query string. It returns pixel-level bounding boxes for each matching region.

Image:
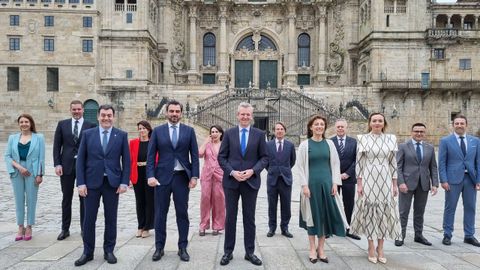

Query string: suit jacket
[76,127,130,189]
[53,118,96,175]
[397,140,439,191]
[146,123,199,185]
[5,133,45,178]
[330,136,357,184]
[218,126,268,190]
[438,134,480,185]
[266,139,296,186]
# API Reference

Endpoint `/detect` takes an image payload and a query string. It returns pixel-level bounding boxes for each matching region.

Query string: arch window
[258,35,276,51]
[203,32,216,66]
[297,33,310,67]
[236,35,255,51]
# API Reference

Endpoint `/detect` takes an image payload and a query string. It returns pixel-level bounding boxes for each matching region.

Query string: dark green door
[235,60,253,88]
[259,60,277,89]
[84,99,99,125]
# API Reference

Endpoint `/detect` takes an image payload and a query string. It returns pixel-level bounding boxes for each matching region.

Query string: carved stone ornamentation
[171,41,187,71]
[327,0,345,74]
[199,7,219,30]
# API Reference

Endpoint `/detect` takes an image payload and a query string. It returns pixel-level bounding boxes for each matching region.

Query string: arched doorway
[233,33,280,89]
[84,99,99,125]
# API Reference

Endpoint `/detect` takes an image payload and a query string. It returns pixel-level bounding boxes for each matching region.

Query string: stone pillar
[284,3,297,85]
[217,3,229,85]
[187,4,200,84]
[447,15,451,27]
[316,4,327,84]
[475,16,479,29]
[461,16,465,29]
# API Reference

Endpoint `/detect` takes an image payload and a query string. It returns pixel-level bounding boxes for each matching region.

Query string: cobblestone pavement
[0,142,479,270]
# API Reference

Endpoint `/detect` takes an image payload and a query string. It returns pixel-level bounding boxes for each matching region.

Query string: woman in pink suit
[199,125,225,236]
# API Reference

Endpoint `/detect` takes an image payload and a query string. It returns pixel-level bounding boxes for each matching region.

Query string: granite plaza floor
[0,142,479,270]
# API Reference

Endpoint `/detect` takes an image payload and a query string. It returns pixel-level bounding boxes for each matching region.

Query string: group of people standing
[4,99,480,267]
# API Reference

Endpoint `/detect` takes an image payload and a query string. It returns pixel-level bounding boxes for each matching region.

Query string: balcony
[114,3,136,12]
[427,28,480,44]
[377,80,480,91]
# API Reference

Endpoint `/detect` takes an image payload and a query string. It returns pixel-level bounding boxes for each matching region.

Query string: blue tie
[171,125,178,148]
[416,142,422,162]
[102,130,108,153]
[241,128,247,156]
[460,136,466,156]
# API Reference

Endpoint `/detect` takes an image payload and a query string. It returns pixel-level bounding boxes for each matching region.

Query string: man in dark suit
[266,122,296,238]
[53,100,95,240]
[218,102,268,266]
[147,100,199,262]
[74,104,130,266]
[439,114,480,247]
[395,123,439,247]
[331,119,360,240]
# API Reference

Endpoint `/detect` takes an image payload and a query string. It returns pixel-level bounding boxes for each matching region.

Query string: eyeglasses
[412,130,425,133]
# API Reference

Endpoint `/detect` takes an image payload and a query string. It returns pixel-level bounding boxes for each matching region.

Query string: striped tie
[339,138,344,156]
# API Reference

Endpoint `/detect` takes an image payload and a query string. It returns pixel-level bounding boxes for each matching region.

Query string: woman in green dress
[298,115,347,264]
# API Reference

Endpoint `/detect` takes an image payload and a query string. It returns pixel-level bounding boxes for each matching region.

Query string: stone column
[187,4,200,84]
[447,15,451,27]
[217,3,229,85]
[284,2,297,85]
[475,15,479,29]
[316,4,327,84]
[461,16,465,29]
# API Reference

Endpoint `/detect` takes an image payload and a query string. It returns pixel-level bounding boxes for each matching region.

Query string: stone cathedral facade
[1,0,479,142]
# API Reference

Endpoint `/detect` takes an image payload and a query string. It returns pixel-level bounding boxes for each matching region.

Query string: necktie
[278,141,283,153]
[460,136,466,156]
[171,125,178,148]
[339,138,344,156]
[241,128,247,156]
[73,120,79,144]
[416,142,422,162]
[102,130,108,153]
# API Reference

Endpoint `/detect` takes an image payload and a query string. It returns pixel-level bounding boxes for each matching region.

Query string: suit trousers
[133,166,155,230]
[399,182,429,238]
[267,177,292,232]
[82,176,119,255]
[224,182,259,255]
[11,160,39,226]
[443,174,477,238]
[154,171,190,250]
[60,164,85,231]
[338,183,356,225]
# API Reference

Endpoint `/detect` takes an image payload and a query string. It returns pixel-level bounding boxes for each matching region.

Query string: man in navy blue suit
[74,104,130,266]
[218,102,268,266]
[147,100,199,262]
[53,100,95,240]
[266,122,296,238]
[331,119,360,240]
[439,114,480,247]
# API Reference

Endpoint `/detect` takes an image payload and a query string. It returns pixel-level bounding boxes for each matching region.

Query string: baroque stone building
[1,0,479,143]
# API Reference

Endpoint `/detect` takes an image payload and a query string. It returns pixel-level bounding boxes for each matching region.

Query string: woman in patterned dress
[298,115,346,264]
[350,113,401,264]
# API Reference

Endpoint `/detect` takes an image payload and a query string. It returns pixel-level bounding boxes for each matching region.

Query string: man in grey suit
[395,123,439,246]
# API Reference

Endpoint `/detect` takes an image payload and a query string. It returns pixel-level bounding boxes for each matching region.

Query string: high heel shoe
[24,227,32,241]
[368,256,378,264]
[376,247,387,264]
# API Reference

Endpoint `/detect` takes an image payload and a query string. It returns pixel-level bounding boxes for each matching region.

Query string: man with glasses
[395,123,438,246]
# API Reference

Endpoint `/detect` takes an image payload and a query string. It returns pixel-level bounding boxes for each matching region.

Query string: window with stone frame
[7,67,20,91]
[298,33,310,67]
[203,33,216,66]
[44,37,55,51]
[459,59,471,70]
[10,15,20,26]
[44,15,54,27]
[47,67,59,92]
[433,48,445,60]
[203,73,215,84]
[9,37,20,51]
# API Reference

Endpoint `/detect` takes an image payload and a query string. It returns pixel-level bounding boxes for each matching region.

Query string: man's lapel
[406,140,420,163]
[104,128,117,155]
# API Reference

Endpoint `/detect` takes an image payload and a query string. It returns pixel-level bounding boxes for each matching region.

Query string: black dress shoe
[281,230,293,238]
[74,254,93,266]
[220,253,233,265]
[57,230,70,241]
[319,257,329,263]
[464,237,480,247]
[178,248,190,261]
[104,252,117,264]
[346,232,361,240]
[414,235,432,246]
[244,253,262,266]
[267,230,275,237]
[442,236,451,246]
[152,249,164,261]
[394,239,404,246]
